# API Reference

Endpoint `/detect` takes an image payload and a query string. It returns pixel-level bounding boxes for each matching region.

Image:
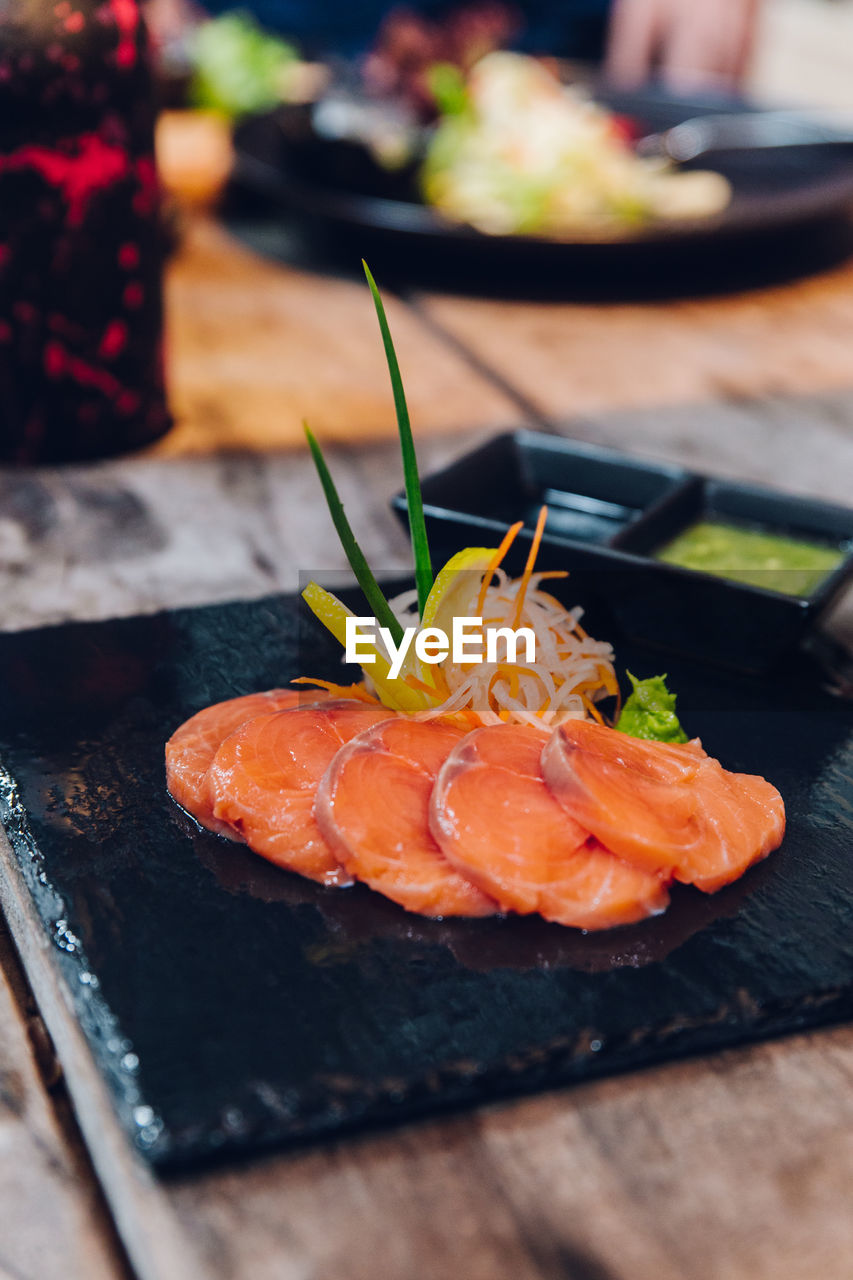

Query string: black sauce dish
[391,430,853,674]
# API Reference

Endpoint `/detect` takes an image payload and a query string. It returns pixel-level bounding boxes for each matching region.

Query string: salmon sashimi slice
[542,719,711,875]
[315,719,496,918]
[672,757,786,892]
[430,724,670,930]
[208,700,395,885]
[165,689,319,837]
[542,720,785,890]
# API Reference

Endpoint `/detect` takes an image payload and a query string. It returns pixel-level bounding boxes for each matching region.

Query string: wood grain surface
[157,219,519,455]
[0,923,128,1280]
[1,188,853,1280]
[417,260,853,420]
[164,1021,853,1280]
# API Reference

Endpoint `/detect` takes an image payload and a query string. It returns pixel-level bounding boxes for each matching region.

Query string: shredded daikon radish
[387,572,618,730]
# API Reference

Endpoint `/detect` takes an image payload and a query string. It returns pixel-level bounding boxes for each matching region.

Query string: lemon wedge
[421,547,497,631]
[301,581,430,714]
[381,546,495,701]
[302,548,498,714]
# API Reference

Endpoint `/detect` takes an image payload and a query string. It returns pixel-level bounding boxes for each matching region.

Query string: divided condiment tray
[391,430,853,672]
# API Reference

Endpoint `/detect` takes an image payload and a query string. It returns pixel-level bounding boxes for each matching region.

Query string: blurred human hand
[605,0,762,90]
[144,0,204,55]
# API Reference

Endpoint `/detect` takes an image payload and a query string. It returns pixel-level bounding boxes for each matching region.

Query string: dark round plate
[230,86,853,294]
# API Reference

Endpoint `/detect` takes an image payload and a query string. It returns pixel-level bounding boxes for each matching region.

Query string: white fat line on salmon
[345,616,536,679]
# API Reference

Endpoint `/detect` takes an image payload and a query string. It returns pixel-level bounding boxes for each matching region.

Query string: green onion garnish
[362,261,434,616]
[304,423,404,646]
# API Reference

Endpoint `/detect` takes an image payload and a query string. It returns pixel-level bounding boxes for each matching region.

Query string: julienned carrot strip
[292,678,379,704]
[512,505,548,629]
[476,520,523,616]
[599,667,621,697]
[582,696,606,725]
[404,672,442,697]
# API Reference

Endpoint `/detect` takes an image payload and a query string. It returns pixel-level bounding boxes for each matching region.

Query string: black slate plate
[231,86,853,291]
[0,590,852,1169]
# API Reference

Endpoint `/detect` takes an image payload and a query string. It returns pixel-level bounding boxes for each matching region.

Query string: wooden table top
[2,209,853,1280]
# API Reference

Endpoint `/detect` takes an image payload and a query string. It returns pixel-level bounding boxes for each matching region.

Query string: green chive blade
[362,261,433,616]
[303,423,404,646]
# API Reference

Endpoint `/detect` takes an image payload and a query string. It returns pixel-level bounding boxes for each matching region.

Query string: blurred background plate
[229,86,853,293]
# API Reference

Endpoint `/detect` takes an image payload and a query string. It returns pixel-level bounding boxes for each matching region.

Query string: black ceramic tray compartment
[1,592,853,1169]
[395,431,853,673]
[392,431,690,555]
[626,474,853,579]
[614,477,853,671]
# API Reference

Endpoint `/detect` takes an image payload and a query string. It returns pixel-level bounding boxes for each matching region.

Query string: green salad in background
[421,52,731,238]
[189,12,301,119]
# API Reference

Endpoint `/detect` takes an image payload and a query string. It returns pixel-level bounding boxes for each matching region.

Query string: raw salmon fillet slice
[316,718,496,918]
[430,724,670,930]
[674,757,786,892]
[542,719,785,890]
[166,689,312,837]
[208,700,395,886]
[542,720,708,876]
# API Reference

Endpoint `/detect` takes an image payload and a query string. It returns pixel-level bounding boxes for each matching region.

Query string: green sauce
[654,519,844,597]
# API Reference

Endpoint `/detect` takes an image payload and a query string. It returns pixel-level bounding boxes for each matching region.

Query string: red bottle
[0,0,171,462]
